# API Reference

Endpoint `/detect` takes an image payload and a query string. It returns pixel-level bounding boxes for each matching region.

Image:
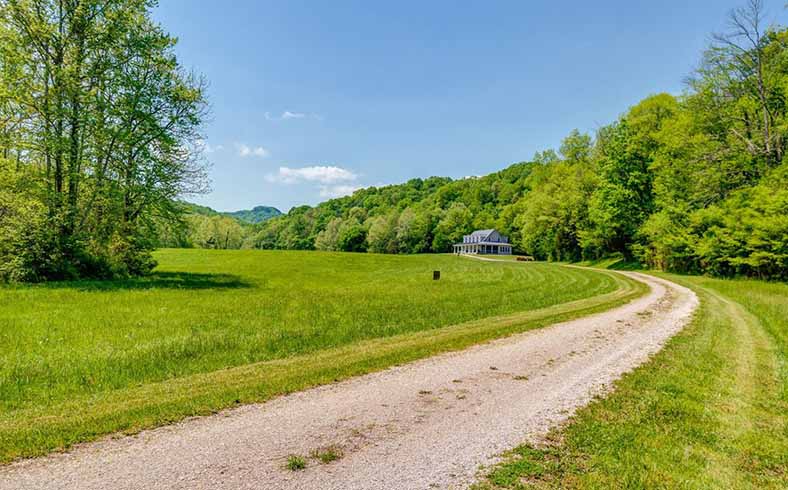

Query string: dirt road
[1,271,697,490]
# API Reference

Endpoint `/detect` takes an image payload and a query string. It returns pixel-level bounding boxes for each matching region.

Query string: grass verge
[475,273,787,489]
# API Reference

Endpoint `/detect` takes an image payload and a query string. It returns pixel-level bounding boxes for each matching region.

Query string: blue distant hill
[225,206,283,224]
[179,202,282,224]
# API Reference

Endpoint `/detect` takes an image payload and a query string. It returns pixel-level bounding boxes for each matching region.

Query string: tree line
[0,0,207,281]
[253,1,788,279]
[153,202,278,250]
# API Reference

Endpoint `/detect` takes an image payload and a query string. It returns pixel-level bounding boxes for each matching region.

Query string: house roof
[454,229,510,246]
[469,229,495,240]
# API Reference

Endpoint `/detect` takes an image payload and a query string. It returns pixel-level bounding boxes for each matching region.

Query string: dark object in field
[433,270,441,280]
[516,256,535,262]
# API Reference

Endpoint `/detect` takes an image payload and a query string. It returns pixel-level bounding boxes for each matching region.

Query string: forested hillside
[253,170,533,254]
[226,205,281,224]
[254,4,788,279]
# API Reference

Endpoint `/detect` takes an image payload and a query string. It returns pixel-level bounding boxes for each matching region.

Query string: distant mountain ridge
[178,202,282,224]
[225,206,283,224]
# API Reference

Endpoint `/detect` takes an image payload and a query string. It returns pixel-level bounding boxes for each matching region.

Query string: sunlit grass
[0,249,643,462]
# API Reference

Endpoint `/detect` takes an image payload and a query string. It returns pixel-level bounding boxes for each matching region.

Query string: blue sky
[154,0,787,212]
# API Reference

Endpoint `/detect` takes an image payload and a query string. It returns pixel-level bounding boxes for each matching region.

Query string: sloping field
[0,250,644,462]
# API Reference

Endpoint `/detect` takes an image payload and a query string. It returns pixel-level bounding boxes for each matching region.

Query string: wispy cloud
[319,184,362,198]
[265,165,358,184]
[265,111,322,121]
[236,143,270,158]
[196,139,224,154]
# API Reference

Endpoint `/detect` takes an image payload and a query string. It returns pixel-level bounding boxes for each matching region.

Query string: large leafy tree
[583,95,678,258]
[0,0,208,280]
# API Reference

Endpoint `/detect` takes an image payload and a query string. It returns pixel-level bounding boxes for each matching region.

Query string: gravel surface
[1,271,697,490]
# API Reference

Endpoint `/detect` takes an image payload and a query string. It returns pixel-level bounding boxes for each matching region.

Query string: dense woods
[254,1,788,279]
[0,0,207,281]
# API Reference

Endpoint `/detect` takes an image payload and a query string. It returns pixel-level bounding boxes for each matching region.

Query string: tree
[337,223,366,252]
[583,96,678,258]
[396,208,430,254]
[189,215,245,249]
[432,202,472,252]
[516,159,597,261]
[707,0,782,167]
[366,211,399,254]
[559,129,592,163]
[314,217,343,251]
[0,0,208,280]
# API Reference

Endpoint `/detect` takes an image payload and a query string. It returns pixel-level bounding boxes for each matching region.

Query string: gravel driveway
[1,271,697,490]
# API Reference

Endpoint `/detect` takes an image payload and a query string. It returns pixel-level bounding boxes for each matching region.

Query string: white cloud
[266,165,361,200]
[282,111,306,119]
[266,165,358,184]
[236,143,270,158]
[319,184,362,198]
[265,111,322,121]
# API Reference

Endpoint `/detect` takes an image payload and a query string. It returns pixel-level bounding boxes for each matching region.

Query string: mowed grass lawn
[476,274,787,490]
[0,249,644,463]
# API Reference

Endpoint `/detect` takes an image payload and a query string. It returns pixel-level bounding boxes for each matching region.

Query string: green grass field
[476,274,787,489]
[0,249,645,463]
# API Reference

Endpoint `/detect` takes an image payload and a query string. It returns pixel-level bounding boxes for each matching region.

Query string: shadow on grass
[573,254,644,271]
[42,271,253,292]
[605,258,643,271]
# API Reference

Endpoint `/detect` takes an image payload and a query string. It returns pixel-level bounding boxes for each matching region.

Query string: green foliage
[337,222,367,252]
[286,455,307,471]
[691,164,788,279]
[558,129,593,163]
[0,0,209,282]
[2,1,780,279]
[188,215,247,249]
[582,95,675,257]
[225,205,282,224]
[366,211,399,254]
[432,202,473,252]
[178,201,282,224]
[515,146,598,262]
[254,166,536,255]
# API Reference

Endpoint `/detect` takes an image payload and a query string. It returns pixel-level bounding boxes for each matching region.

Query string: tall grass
[0,249,641,462]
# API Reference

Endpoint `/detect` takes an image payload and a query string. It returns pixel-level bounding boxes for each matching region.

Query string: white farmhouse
[453,229,512,255]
